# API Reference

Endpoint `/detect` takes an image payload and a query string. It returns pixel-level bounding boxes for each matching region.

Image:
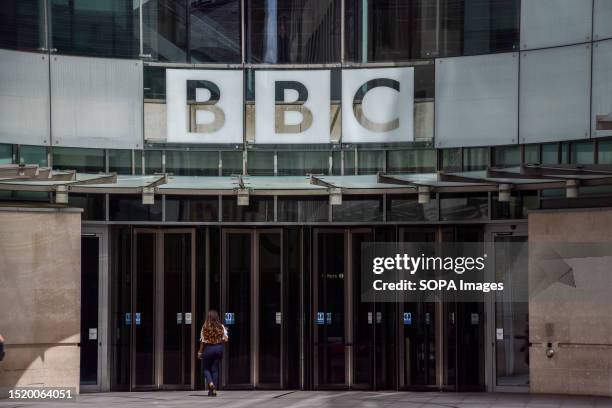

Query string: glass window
[165,195,219,222]
[463,147,488,171]
[0,0,46,50]
[19,145,47,167]
[277,151,328,176]
[387,149,436,173]
[144,66,166,100]
[493,145,520,167]
[144,150,163,174]
[571,141,594,165]
[50,0,138,58]
[247,151,274,175]
[190,0,241,63]
[332,195,383,222]
[221,151,243,176]
[165,150,219,176]
[222,196,274,222]
[109,194,162,221]
[440,192,488,221]
[492,191,538,220]
[439,0,519,57]
[277,197,329,222]
[246,0,341,63]
[441,148,461,172]
[598,141,612,164]
[345,0,437,62]
[0,144,14,164]
[108,149,132,175]
[387,194,438,221]
[561,142,569,164]
[358,150,384,174]
[52,147,105,173]
[541,143,558,164]
[138,0,187,62]
[68,193,106,221]
[523,144,540,164]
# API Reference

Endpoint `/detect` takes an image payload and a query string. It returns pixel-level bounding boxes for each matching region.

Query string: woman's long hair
[204,310,222,330]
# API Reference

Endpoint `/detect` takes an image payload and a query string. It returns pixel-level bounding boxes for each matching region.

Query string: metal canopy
[2,164,612,199]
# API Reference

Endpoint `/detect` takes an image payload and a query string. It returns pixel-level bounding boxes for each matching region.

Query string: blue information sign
[326,312,332,325]
[316,312,325,325]
[403,312,412,325]
[135,312,141,326]
[224,312,235,325]
[125,313,131,325]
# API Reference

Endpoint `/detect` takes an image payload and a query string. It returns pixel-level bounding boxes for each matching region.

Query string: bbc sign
[166,68,414,144]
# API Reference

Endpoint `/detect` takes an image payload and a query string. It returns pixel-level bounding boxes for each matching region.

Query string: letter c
[353,78,400,132]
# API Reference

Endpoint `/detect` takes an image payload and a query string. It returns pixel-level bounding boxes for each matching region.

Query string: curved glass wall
[246,0,341,63]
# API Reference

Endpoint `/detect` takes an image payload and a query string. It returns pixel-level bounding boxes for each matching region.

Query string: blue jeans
[202,343,223,388]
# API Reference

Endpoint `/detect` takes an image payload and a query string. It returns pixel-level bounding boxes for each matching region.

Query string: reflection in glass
[277,151,329,176]
[190,0,241,63]
[108,149,132,175]
[277,197,328,222]
[222,196,274,222]
[571,141,594,165]
[165,150,219,176]
[0,0,46,50]
[541,143,559,164]
[332,196,383,222]
[463,147,488,171]
[109,194,163,221]
[247,0,341,63]
[387,149,436,173]
[442,148,462,172]
[439,0,519,57]
[0,144,12,164]
[165,195,219,221]
[598,141,612,164]
[387,195,437,221]
[358,150,384,174]
[493,145,520,167]
[221,151,243,176]
[19,145,47,167]
[139,0,187,62]
[247,151,274,175]
[50,0,138,58]
[53,147,105,173]
[345,0,437,62]
[440,193,488,221]
[523,144,540,164]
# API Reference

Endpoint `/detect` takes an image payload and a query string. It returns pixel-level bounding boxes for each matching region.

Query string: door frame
[131,228,196,391]
[484,222,529,393]
[80,225,110,393]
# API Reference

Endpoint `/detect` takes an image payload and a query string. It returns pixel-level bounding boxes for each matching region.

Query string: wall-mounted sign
[403,312,412,325]
[255,70,330,144]
[316,312,325,325]
[185,312,192,324]
[342,67,414,143]
[135,312,141,326]
[165,68,414,144]
[166,69,243,144]
[224,312,235,325]
[88,328,97,340]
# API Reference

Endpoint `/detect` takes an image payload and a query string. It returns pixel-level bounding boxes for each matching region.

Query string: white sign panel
[342,67,414,143]
[166,69,243,144]
[255,70,330,144]
[88,328,97,340]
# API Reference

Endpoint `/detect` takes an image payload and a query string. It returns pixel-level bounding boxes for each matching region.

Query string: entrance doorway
[131,229,196,390]
[221,229,286,389]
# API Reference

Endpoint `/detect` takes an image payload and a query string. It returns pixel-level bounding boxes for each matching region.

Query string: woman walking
[197,310,228,396]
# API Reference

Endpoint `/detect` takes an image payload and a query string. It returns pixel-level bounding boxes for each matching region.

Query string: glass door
[80,235,100,389]
[132,231,157,389]
[131,229,196,390]
[313,229,348,388]
[221,229,285,389]
[485,225,529,392]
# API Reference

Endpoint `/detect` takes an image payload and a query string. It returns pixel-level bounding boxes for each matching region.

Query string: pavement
[3,390,612,408]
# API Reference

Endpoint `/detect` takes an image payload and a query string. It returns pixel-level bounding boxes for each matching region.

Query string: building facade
[1,0,612,396]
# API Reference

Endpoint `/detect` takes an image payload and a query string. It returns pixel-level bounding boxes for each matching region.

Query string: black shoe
[208,382,217,397]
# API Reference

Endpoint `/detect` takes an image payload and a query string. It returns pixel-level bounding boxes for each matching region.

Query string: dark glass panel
[140,0,187,62]
[387,149,436,173]
[189,0,241,63]
[277,151,329,176]
[52,147,105,173]
[463,147,488,171]
[346,0,437,62]
[440,0,519,57]
[492,191,538,220]
[387,194,438,221]
[221,151,243,176]
[80,236,99,385]
[246,0,341,63]
[19,145,48,167]
[571,141,595,165]
[0,0,45,50]
[134,233,156,386]
[277,197,329,222]
[493,145,520,167]
[165,195,219,222]
[247,151,274,176]
[332,195,383,222]
[165,150,219,176]
[442,148,462,172]
[69,193,106,221]
[109,194,163,221]
[222,196,274,222]
[0,144,13,164]
[358,150,384,175]
[440,192,488,221]
[108,149,132,175]
[50,0,138,58]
